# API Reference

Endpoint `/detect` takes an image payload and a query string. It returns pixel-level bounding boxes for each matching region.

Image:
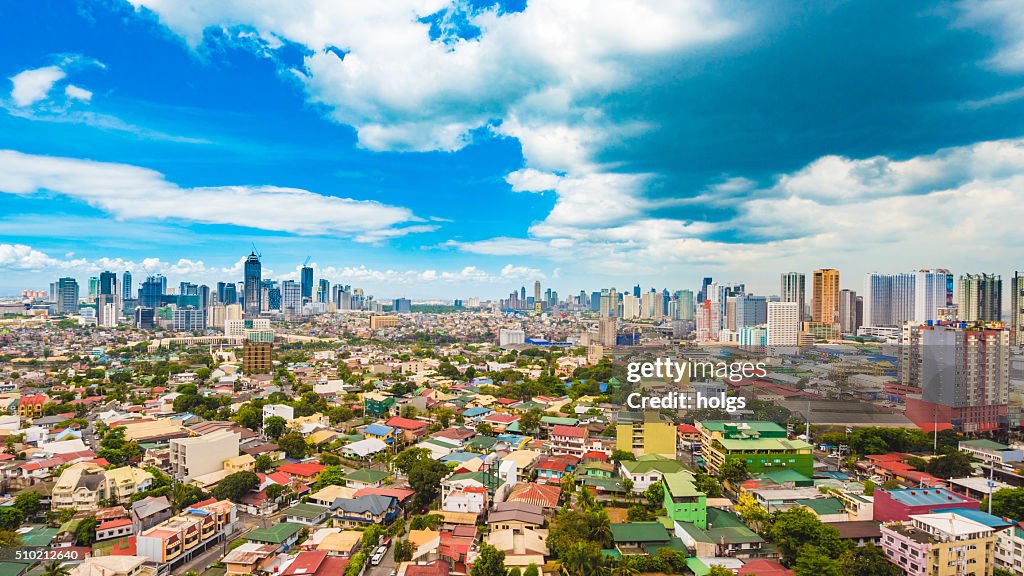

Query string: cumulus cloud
[959,0,1024,71]
[64,84,93,102]
[0,149,429,239]
[9,66,66,107]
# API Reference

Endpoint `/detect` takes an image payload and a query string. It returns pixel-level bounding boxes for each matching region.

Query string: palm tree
[588,508,613,548]
[41,561,69,576]
[610,564,640,576]
[577,485,596,510]
[560,542,606,576]
[621,478,634,503]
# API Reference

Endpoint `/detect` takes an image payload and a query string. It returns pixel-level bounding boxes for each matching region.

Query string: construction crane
[303,256,311,267]
[251,242,262,258]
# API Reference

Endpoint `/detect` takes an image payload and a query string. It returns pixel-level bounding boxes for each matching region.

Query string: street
[364,541,395,576]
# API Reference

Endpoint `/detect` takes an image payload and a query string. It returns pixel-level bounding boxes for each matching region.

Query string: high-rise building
[734,295,767,328]
[767,301,800,347]
[55,277,79,314]
[915,269,952,324]
[281,280,301,316]
[676,289,694,321]
[838,289,859,334]
[533,281,542,311]
[97,271,120,327]
[633,284,641,298]
[301,265,314,303]
[957,273,1002,322]
[1012,272,1024,346]
[243,252,262,318]
[173,306,204,332]
[863,272,915,327]
[87,276,99,303]
[903,321,1009,432]
[139,276,164,309]
[393,298,412,314]
[243,332,274,375]
[317,278,330,304]
[134,307,155,329]
[812,268,840,324]
[121,271,132,308]
[698,277,712,304]
[780,272,806,320]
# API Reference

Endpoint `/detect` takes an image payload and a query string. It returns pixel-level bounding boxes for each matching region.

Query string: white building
[262,404,295,423]
[169,429,239,482]
[767,302,800,347]
[499,328,525,346]
[915,269,951,324]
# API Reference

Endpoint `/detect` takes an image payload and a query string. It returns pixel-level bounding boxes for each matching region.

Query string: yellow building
[881,512,995,576]
[812,268,840,324]
[53,463,155,510]
[223,454,256,473]
[615,412,676,458]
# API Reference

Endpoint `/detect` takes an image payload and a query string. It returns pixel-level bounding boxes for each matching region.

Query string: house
[136,500,237,567]
[675,508,763,559]
[316,530,362,558]
[549,425,587,457]
[262,404,295,422]
[609,522,682,556]
[131,496,172,534]
[442,485,487,514]
[276,462,324,483]
[68,555,155,576]
[52,463,154,511]
[505,483,560,509]
[345,468,389,489]
[363,424,397,444]
[281,550,349,576]
[18,394,47,419]
[535,455,578,484]
[873,488,979,522]
[223,454,256,474]
[662,471,708,529]
[619,455,687,493]
[329,495,399,527]
[485,528,547,569]
[341,438,388,459]
[282,503,330,526]
[738,559,794,576]
[825,520,883,547]
[384,417,429,442]
[96,519,134,542]
[309,485,357,508]
[487,502,545,534]
[244,522,303,552]
[222,542,279,576]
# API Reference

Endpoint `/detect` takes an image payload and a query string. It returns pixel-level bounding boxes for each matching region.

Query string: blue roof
[440,452,477,463]
[941,508,1015,529]
[886,488,972,507]
[364,424,394,436]
[463,407,492,417]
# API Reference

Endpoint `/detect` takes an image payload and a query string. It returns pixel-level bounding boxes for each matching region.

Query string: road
[364,541,395,576]
[171,516,261,576]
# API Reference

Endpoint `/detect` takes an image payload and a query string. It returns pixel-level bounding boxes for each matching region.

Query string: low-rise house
[487,502,545,534]
[316,530,362,558]
[244,522,303,552]
[619,454,687,493]
[96,518,134,542]
[345,468,389,489]
[485,528,547,569]
[222,542,279,576]
[282,502,330,526]
[131,496,172,534]
[825,520,883,547]
[281,550,349,576]
[329,494,399,527]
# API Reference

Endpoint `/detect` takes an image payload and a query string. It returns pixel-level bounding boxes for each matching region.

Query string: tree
[0,530,21,547]
[769,507,847,565]
[508,568,522,576]
[0,507,24,531]
[41,561,69,576]
[278,431,308,460]
[171,483,207,512]
[407,458,450,511]
[982,487,1024,521]
[995,568,1016,576]
[862,479,876,496]
[523,564,539,576]
[708,567,734,576]
[264,416,287,440]
[794,545,842,576]
[694,472,723,498]
[394,448,432,475]
[838,544,901,576]
[881,479,900,490]
[734,493,770,534]
[265,483,287,502]
[559,541,603,576]
[212,471,260,502]
[925,451,974,479]
[75,516,98,546]
[255,454,275,472]
[312,466,346,491]
[13,491,41,518]
[718,459,750,486]
[471,543,507,576]
[643,483,664,508]
[519,409,542,434]
[621,478,634,498]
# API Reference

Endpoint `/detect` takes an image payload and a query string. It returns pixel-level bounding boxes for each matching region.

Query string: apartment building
[614,411,677,458]
[169,430,240,482]
[137,500,237,569]
[52,462,154,511]
[881,512,996,576]
[697,420,813,477]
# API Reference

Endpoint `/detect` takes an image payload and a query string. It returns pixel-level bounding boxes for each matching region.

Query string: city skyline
[3,2,1024,298]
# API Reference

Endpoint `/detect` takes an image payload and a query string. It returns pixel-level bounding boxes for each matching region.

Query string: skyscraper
[244,251,262,318]
[838,289,859,334]
[812,269,840,324]
[915,269,951,325]
[317,278,330,304]
[676,289,694,321]
[1012,272,1024,346]
[301,265,314,303]
[780,272,806,321]
[55,277,79,314]
[735,295,767,329]
[121,271,132,307]
[281,280,301,316]
[698,277,713,304]
[97,270,120,327]
[767,301,800,347]
[88,276,99,303]
[957,273,1002,322]
[533,280,541,311]
[139,276,164,309]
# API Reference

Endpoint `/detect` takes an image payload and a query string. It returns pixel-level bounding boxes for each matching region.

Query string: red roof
[384,416,428,430]
[282,551,349,576]
[507,482,560,508]
[582,450,608,461]
[353,487,416,502]
[98,518,133,531]
[277,462,325,477]
[19,394,47,406]
[739,559,794,576]
[87,458,110,466]
[266,472,293,486]
[551,424,585,438]
[483,413,519,424]
[108,537,136,556]
[677,424,699,435]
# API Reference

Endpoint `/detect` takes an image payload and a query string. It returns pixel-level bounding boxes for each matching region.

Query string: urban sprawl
[2,255,1024,576]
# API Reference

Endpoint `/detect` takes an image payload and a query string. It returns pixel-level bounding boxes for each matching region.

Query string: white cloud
[9,66,66,107]
[0,244,67,270]
[0,149,428,239]
[64,84,93,102]
[505,168,561,193]
[959,0,1024,71]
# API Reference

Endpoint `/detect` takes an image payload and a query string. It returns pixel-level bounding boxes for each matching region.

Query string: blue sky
[1,0,1024,299]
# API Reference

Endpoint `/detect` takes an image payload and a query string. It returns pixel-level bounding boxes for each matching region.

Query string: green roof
[758,469,813,485]
[700,421,785,432]
[0,562,32,576]
[960,439,1011,451]
[346,468,390,483]
[610,522,672,543]
[620,456,686,475]
[283,503,328,519]
[19,526,57,547]
[540,416,578,426]
[582,477,625,492]
[245,522,303,544]
[466,435,498,449]
[796,497,845,516]
[717,437,812,451]
[705,508,763,545]
[662,470,701,498]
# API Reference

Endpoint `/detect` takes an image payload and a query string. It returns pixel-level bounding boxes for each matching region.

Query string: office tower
[244,251,262,317]
[698,277,712,304]
[812,268,840,324]
[735,295,767,328]
[780,272,806,321]
[914,269,951,325]
[902,321,1009,432]
[179,282,199,296]
[281,280,301,316]
[767,301,800,346]
[55,277,79,314]
[856,295,863,329]
[598,317,617,346]
[1012,272,1024,346]
[590,291,601,312]
[676,289,694,321]
[393,298,412,314]
[633,285,641,298]
[622,293,639,319]
[301,265,314,303]
[520,286,526,302]
[958,273,1002,322]
[838,289,859,334]
[87,276,99,303]
[121,271,132,308]
[97,271,120,327]
[863,273,892,327]
[608,287,619,317]
[134,306,155,329]
[317,278,330,304]
[139,276,164,309]
[661,288,670,317]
